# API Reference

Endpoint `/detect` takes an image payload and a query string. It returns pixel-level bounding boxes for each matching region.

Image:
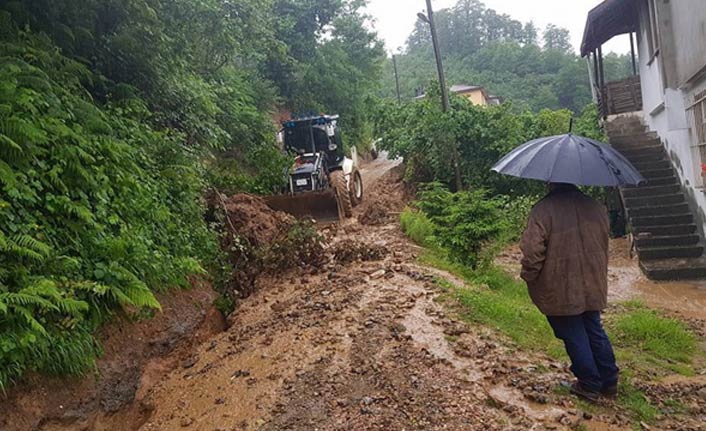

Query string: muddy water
[608,238,706,320]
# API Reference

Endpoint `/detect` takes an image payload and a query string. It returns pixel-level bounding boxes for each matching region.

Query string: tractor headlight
[328,143,337,151]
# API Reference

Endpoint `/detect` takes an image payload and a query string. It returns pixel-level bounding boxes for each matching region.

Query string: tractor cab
[281,115,344,170]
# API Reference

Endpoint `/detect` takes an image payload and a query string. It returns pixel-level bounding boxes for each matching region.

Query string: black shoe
[562,381,600,403]
[601,383,618,398]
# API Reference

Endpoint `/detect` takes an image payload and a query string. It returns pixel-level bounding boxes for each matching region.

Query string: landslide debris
[330,241,388,264]
[358,164,410,225]
[209,192,326,299]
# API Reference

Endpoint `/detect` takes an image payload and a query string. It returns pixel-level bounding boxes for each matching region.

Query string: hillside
[381,0,633,112]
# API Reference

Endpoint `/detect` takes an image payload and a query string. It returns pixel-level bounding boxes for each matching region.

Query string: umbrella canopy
[491,134,645,187]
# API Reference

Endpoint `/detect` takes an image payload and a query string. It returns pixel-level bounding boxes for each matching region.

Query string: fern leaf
[56,298,89,316]
[14,305,48,335]
[1,292,57,311]
[11,234,51,256]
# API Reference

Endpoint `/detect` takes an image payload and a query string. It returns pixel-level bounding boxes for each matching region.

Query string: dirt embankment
[0,281,224,431]
[0,192,302,431]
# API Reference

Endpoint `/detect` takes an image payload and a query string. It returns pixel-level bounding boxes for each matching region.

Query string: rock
[231,370,250,379]
[370,269,386,279]
[180,416,194,427]
[181,356,198,369]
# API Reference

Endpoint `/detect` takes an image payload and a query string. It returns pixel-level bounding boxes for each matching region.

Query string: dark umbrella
[491,134,645,187]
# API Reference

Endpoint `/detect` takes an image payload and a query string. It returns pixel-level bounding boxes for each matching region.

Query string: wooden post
[629,32,637,75]
[598,46,607,118]
[423,0,461,191]
[392,55,402,104]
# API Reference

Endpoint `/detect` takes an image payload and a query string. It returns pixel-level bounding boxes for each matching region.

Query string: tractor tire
[350,169,363,207]
[331,170,353,219]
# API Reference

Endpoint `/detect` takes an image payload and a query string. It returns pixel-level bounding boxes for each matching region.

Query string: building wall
[636,0,706,234]
[460,90,488,106]
[669,0,706,87]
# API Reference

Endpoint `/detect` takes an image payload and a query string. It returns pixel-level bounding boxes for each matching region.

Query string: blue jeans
[546,311,619,392]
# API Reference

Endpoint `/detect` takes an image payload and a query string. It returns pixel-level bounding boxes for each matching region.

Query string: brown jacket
[520,187,610,316]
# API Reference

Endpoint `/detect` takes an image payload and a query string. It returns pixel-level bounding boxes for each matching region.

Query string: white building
[582,0,706,279]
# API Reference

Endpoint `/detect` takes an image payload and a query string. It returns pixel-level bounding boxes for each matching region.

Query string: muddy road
[3,155,706,431]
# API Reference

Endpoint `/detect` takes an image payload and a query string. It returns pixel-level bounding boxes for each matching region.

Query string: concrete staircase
[607,115,706,280]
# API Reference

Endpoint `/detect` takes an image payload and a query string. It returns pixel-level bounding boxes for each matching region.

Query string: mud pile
[358,163,410,225]
[215,192,294,247]
[212,192,325,298]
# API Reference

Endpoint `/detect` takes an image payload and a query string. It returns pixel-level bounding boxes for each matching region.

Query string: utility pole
[392,54,402,104]
[418,0,449,112]
[418,0,460,190]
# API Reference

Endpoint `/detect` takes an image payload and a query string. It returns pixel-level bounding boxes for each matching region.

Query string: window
[646,0,660,62]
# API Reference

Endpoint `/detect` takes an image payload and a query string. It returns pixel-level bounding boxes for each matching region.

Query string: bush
[415,183,508,268]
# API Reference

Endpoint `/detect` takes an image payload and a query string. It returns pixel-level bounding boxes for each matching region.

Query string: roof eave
[580,0,639,57]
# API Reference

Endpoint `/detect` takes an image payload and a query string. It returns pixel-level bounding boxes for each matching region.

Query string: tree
[522,21,539,46]
[542,24,572,53]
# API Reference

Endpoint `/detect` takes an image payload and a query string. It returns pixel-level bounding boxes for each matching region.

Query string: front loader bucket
[264,190,341,223]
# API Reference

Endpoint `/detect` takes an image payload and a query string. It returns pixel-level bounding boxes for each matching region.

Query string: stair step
[638,244,704,260]
[624,193,685,208]
[610,137,660,148]
[624,152,668,164]
[623,184,681,198]
[632,213,693,227]
[628,203,690,217]
[632,159,672,171]
[633,223,697,236]
[607,127,648,136]
[618,145,665,159]
[640,256,706,280]
[635,234,701,248]
[640,167,675,179]
[643,176,680,187]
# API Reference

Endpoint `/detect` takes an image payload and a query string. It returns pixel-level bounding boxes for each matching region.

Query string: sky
[363,0,630,55]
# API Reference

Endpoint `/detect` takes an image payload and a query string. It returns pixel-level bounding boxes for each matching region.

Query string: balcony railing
[597,75,643,118]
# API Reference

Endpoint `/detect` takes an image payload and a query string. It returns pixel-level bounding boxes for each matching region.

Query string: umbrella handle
[569,117,574,134]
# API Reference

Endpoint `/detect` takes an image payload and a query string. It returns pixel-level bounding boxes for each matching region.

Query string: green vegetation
[610,301,698,376]
[382,0,633,113]
[0,0,383,389]
[375,88,602,193]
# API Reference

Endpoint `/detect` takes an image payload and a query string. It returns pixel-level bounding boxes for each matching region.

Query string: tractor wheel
[350,169,363,207]
[331,170,352,218]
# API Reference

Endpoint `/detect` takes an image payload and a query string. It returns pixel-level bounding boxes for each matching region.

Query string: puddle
[608,238,706,320]
[401,289,485,381]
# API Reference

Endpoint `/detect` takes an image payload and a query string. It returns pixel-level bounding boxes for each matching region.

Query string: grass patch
[605,301,698,377]
[612,306,696,364]
[400,208,436,248]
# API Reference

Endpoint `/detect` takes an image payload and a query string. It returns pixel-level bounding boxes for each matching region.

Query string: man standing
[520,183,619,402]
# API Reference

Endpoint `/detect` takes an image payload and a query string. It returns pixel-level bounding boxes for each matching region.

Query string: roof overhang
[580,0,639,57]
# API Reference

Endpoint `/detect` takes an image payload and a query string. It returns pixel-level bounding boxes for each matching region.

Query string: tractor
[264,115,363,222]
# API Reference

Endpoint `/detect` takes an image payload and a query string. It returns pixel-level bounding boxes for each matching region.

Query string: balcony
[598,75,643,118]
